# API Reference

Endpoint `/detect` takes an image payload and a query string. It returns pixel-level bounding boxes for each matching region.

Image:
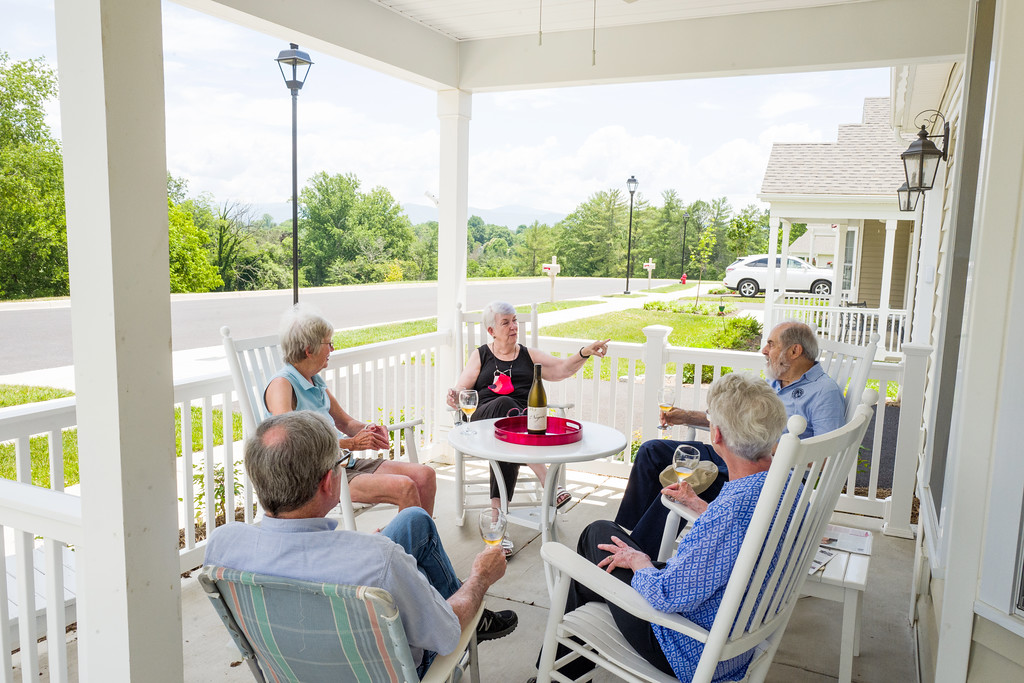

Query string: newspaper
[819,524,873,555]
[808,547,839,574]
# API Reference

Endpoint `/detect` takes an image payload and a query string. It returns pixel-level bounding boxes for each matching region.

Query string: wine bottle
[527,363,547,434]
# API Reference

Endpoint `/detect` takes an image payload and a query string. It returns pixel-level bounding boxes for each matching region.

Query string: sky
[4,0,891,221]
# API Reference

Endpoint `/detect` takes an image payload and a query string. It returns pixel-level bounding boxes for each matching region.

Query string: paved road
[0,277,677,375]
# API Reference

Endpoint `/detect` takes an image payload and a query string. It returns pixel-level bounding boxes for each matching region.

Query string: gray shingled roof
[760,97,910,196]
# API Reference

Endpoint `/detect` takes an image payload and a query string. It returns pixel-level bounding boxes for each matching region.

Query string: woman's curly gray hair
[279,304,334,365]
[705,372,787,461]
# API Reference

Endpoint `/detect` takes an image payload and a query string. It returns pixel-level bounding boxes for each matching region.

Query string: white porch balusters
[641,326,671,442]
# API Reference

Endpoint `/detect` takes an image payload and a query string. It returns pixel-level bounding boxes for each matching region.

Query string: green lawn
[648,283,698,294]
[603,293,647,299]
[540,309,761,382]
[333,318,438,348]
[0,383,74,408]
[0,384,243,487]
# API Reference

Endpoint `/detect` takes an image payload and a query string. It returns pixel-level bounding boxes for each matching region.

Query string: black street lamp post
[680,211,690,279]
[624,175,638,294]
[276,43,313,304]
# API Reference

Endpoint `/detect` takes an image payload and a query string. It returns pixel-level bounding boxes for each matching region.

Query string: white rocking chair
[536,392,877,683]
[221,326,422,530]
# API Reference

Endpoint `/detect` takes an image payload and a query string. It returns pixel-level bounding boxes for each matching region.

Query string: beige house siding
[891,221,912,309]
[857,221,884,306]
[854,220,912,308]
[915,58,1024,683]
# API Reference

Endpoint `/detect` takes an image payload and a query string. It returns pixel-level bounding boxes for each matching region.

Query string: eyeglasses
[321,341,335,350]
[329,450,352,475]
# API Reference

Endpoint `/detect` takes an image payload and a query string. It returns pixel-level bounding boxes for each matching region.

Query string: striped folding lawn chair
[198,565,481,683]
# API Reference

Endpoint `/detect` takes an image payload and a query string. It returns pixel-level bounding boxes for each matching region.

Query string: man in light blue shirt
[615,321,844,555]
[204,411,517,676]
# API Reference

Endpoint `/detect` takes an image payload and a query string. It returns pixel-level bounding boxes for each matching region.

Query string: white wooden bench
[801,545,871,683]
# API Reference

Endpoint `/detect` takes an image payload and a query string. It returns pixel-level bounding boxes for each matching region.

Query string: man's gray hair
[245,411,339,516]
[481,301,516,334]
[705,373,787,461]
[279,303,334,365]
[777,320,819,362]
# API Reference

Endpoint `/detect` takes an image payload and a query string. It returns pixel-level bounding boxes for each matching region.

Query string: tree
[556,190,627,277]
[0,52,68,299]
[727,204,769,257]
[409,221,438,280]
[512,221,555,276]
[635,189,685,279]
[299,171,360,286]
[167,200,222,293]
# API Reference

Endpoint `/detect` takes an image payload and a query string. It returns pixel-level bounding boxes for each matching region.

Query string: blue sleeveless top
[264,363,332,420]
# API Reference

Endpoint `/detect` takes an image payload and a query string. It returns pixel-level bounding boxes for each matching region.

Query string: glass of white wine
[478,508,507,548]
[459,389,478,435]
[657,387,675,434]
[672,445,701,484]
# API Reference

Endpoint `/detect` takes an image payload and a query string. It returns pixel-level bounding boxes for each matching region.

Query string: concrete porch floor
[13,459,915,681]
[175,460,917,683]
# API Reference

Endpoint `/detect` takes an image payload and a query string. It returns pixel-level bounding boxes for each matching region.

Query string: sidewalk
[0,282,750,392]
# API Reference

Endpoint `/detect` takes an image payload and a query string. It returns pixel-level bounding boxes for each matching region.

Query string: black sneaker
[476,608,518,641]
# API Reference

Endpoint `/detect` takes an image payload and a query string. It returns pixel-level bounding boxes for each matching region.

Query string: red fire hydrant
[680,273,687,284]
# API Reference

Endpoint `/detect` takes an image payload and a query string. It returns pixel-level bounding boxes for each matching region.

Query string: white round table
[448,418,627,592]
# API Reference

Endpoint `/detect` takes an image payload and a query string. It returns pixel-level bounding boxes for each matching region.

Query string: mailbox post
[541,256,561,303]
[643,258,656,290]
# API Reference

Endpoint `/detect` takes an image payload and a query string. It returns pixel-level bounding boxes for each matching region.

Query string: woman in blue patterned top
[536,373,787,682]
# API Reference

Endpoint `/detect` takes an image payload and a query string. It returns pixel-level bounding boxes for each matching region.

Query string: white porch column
[763,213,780,343]
[54,0,183,680]
[878,219,898,318]
[435,89,471,434]
[778,219,792,295]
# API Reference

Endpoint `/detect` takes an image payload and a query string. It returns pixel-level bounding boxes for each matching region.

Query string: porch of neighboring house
[759,98,919,360]
[2,304,924,682]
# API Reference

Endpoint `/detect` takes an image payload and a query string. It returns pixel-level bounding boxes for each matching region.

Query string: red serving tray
[493,416,583,445]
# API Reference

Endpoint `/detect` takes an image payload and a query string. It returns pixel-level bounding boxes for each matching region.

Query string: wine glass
[657,387,675,433]
[478,508,507,548]
[672,445,701,484]
[458,389,478,435]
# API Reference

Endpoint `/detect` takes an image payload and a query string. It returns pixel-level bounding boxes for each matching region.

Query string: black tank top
[474,344,534,409]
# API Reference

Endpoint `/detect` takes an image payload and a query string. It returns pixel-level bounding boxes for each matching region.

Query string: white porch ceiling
[182,0,970,91]
[372,0,876,42]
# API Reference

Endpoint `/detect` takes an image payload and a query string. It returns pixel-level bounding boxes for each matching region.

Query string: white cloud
[758,91,820,118]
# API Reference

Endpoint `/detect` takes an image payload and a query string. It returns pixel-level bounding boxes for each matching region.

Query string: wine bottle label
[527,406,547,432]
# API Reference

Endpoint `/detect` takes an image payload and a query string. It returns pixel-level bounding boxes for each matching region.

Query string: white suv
[723,255,833,298]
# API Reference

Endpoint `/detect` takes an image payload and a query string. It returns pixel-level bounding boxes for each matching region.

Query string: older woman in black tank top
[447,301,610,556]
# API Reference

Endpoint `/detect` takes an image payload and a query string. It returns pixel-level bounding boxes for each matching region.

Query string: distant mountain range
[402,203,568,229]
[253,201,567,230]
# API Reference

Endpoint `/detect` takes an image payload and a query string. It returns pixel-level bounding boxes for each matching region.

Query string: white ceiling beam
[175,0,460,89]
[458,0,971,91]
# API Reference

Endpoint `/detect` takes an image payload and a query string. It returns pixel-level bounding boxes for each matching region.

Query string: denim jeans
[381,507,462,676]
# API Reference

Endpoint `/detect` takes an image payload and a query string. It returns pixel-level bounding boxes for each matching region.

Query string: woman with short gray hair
[265,304,437,515]
[446,300,611,556]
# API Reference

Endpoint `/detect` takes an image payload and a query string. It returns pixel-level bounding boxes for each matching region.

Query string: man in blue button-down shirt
[615,321,844,555]
[205,411,517,676]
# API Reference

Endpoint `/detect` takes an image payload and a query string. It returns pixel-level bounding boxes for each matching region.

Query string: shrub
[710,316,763,351]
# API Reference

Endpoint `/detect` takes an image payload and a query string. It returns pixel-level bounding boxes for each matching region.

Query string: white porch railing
[1,321,927,678]
[772,301,908,357]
